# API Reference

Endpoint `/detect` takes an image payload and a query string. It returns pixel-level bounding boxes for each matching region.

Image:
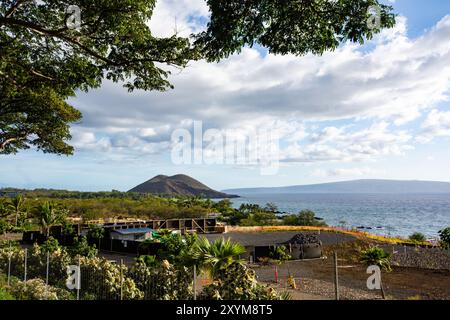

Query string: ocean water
[229,193,450,238]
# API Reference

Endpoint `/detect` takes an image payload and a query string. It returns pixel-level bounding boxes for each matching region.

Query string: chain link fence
[0,246,206,300]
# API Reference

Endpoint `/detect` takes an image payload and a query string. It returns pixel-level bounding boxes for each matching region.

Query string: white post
[334,252,339,300]
[46,251,50,286]
[77,257,81,300]
[7,253,11,286]
[24,248,28,284]
[120,259,123,300]
[193,265,197,301]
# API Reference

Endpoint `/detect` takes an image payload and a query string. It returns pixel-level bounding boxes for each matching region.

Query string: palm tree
[35,201,66,237]
[7,195,25,226]
[360,246,392,272]
[0,200,9,219]
[194,237,246,278]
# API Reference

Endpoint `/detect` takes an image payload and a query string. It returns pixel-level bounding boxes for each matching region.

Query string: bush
[200,262,284,300]
[360,247,392,271]
[69,237,97,258]
[0,220,11,235]
[0,240,20,249]
[40,237,61,253]
[439,227,450,249]
[9,278,72,300]
[0,244,72,287]
[79,256,143,300]
[269,245,291,262]
[409,232,426,243]
[135,255,159,268]
[128,260,193,300]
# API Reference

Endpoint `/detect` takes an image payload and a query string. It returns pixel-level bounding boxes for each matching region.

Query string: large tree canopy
[195,0,396,60]
[0,0,395,155]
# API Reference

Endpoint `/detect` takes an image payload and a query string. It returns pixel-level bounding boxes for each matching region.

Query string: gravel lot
[380,245,450,270]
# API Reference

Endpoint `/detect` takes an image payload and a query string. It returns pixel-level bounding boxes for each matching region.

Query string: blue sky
[2,0,450,191]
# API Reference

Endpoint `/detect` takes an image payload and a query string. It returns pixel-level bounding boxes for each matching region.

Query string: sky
[2,0,450,191]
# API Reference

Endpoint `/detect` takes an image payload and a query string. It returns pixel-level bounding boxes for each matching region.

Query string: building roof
[110,228,154,235]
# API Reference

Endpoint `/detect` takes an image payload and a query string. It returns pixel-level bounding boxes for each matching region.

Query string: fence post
[193,265,197,301]
[7,253,11,286]
[46,251,50,286]
[274,265,278,284]
[333,252,339,300]
[120,259,123,301]
[24,248,28,286]
[77,256,81,300]
[380,273,386,300]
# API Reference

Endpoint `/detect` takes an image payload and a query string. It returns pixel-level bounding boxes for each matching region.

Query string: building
[109,227,154,241]
[0,191,20,198]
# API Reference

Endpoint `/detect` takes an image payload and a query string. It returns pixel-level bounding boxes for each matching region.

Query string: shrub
[69,236,97,258]
[359,246,392,271]
[128,260,193,300]
[0,220,11,235]
[0,244,71,286]
[9,278,72,300]
[438,227,450,249]
[40,237,61,253]
[135,255,159,268]
[409,232,426,243]
[0,240,20,249]
[79,256,143,300]
[200,262,284,300]
[27,244,72,286]
[269,245,291,263]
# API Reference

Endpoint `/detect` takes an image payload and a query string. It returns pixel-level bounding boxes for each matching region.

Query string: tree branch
[0,135,26,151]
[4,0,29,19]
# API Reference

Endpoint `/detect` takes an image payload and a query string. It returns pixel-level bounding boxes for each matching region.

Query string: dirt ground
[255,258,450,300]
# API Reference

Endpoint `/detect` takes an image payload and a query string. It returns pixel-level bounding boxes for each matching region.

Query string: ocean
[229,193,450,238]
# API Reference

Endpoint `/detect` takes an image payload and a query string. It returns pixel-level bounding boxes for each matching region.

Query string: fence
[0,246,209,300]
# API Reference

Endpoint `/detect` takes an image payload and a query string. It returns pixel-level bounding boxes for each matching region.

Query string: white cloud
[417,109,450,143]
[280,121,413,163]
[69,9,450,167]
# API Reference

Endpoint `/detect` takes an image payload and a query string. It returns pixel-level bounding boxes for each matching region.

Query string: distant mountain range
[223,179,450,194]
[128,174,238,198]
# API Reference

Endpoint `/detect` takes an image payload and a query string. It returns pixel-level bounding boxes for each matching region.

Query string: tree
[1,0,395,155]
[0,200,9,219]
[438,227,450,249]
[409,232,426,243]
[195,0,396,61]
[194,237,245,278]
[359,246,392,272]
[282,209,326,227]
[34,201,66,237]
[7,195,25,226]
[0,0,196,155]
